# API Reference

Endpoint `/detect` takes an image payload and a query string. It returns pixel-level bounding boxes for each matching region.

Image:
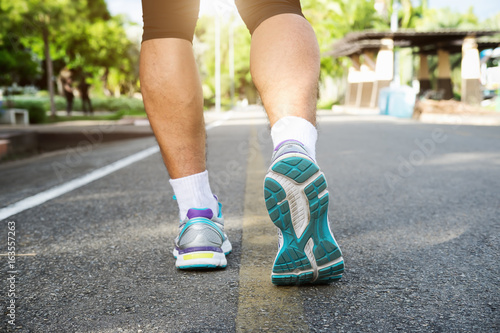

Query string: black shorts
[141,0,304,43]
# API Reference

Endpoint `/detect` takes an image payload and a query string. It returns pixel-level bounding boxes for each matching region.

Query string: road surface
[1,109,499,332]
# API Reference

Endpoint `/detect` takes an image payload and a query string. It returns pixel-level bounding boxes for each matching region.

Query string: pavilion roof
[327,29,500,57]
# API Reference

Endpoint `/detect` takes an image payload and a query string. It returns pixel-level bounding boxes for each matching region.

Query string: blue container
[379,86,416,118]
[378,88,391,115]
[497,90,500,112]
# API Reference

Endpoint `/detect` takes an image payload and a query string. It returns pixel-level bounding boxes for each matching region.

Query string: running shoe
[173,202,232,269]
[264,140,344,285]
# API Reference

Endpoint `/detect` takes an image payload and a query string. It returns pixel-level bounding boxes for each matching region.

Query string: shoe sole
[173,239,232,270]
[264,154,344,285]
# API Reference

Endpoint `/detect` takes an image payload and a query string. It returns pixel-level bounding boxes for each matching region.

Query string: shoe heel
[316,261,344,283]
[176,251,227,269]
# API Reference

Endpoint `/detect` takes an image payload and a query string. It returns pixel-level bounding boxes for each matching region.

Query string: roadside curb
[0,122,154,162]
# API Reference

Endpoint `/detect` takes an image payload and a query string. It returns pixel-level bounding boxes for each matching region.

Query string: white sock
[270,116,318,161]
[169,170,218,221]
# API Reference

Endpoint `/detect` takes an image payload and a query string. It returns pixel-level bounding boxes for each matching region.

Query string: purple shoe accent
[272,139,315,162]
[186,208,214,220]
[273,139,305,152]
[177,246,223,254]
[212,195,223,218]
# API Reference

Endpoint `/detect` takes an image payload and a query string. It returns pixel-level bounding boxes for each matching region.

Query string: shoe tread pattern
[265,156,344,285]
[271,157,319,184]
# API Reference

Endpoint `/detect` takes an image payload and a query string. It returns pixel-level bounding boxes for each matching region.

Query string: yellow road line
[235,126,309,332]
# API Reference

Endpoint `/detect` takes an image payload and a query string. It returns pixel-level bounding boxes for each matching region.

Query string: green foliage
[42,108,146,123]
[0,0,140,96]
[192,0,396,107]
[481,12,500,30]
[86,0,111,22]
[1,0,494,110]
[8,95,144,113]
[91,97,145,111]
[9,95,65,112]
[194,15,257,108]
[0,1,28,39]
[415,6,479,30]
[45,111,124,123]
[302,0,388,79]
[11,99,47,124]
[0,37,41,85]
[317,99,338,110]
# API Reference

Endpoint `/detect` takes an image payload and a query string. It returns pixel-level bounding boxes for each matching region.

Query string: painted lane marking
[235,125,309,332]
[0,146,159,221]
[0,115,232,221]
[205,110,234,130]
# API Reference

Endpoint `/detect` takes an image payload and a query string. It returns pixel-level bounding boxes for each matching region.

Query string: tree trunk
[43,26,56,119]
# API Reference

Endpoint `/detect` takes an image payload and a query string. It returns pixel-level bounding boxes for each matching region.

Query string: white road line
[0,146,159,221]
[0,115,231,221]
[205,110,233,130]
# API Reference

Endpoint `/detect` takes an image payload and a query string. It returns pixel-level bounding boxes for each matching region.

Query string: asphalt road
[1,109,499,332]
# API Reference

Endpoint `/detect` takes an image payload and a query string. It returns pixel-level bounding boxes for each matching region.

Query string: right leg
[237,0,344,285]
[88,97,93,114]
[86,96,93,115]
[81,98,87,115]
[140,0,230,269]
[66,95,73,116]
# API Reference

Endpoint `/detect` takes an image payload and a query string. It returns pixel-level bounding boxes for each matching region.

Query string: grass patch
[5,99,47,124]
[317,99,337,110]
[4,94,146,123]
[43,109,147,123]
[91,97,145,111]
[120,109,147,116]
[7,95,145,112]
[44,111,125,123]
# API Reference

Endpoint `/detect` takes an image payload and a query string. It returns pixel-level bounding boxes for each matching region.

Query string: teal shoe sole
[264,156,344,286]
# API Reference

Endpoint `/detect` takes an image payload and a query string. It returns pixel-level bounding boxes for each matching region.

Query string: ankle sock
[270,116,317,161]
[169,170,219,221]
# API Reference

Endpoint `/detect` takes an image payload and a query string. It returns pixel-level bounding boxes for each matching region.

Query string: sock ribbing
[270,116,317,161]
[169,170,218,221]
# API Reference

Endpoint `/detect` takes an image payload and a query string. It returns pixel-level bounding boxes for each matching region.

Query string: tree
[302,0,388,81]
[415,6,479,30]
[3,0,83,117]
[0,1,41,86]
[0,36,40,86]
[194,15,257,107]
[63,15,136,95]
[1,0,139,111]
[481,12,500,30]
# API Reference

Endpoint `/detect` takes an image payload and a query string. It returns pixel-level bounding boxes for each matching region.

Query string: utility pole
[391,0,400,86]
[229,15,235,108]
[215,12,221,112]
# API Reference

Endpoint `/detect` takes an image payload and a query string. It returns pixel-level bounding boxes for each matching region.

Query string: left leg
[81,97,88,115]
[86,97,93,115]
[140,0,231,269]
[66,95,73,116]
